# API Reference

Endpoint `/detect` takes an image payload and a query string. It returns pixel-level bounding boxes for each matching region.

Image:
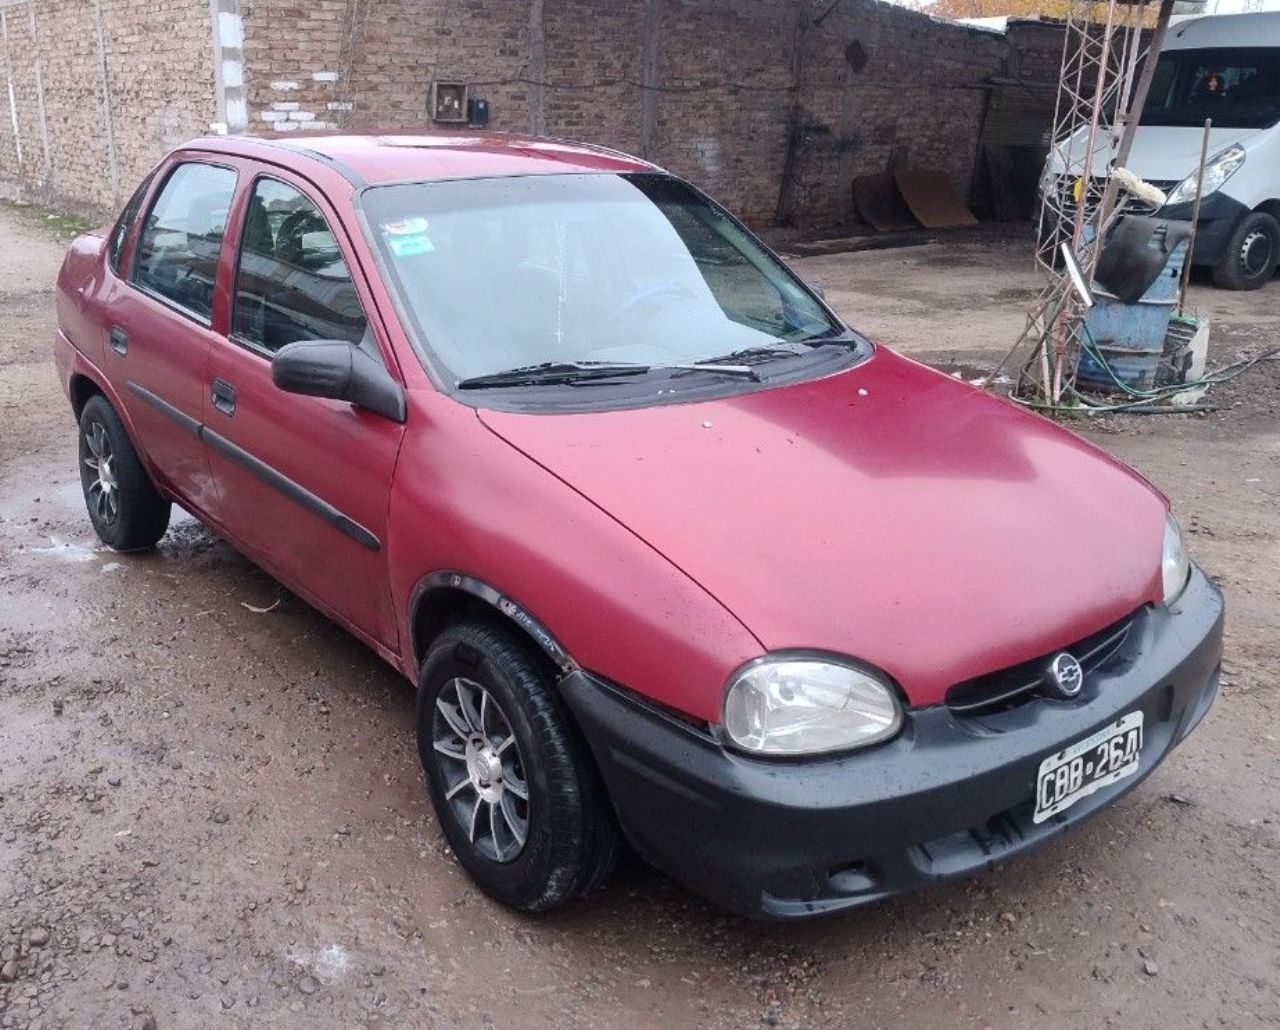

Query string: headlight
[1162,513,1191,605]
[1038,160,1059,198]
[722,657,902,756]
[1165,144,1246,206]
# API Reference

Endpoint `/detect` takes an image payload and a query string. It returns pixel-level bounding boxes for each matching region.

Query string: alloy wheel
[82,421,119,525]
[431,677,529,863]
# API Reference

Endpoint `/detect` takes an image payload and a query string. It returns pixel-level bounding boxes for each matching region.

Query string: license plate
[1033,711,1144,824]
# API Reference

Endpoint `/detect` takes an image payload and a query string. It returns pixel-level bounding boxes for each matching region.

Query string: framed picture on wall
[429,82,469,123]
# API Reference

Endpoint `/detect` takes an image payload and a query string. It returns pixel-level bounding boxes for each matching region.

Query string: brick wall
[338,0,535,135]
[0,0,1066,229]
[796,1,1008,225]
[324,0,1022,228]
[0,0,216,212]
[240,0,348,135]
[645,0,799,225]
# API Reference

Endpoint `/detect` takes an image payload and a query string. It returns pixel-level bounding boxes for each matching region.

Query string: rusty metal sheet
[853,172,918,233]
[893,167,979,229]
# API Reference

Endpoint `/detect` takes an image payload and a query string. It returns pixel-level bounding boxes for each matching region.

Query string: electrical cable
[1078,322,1280,399]
[458,75,990,95]
[1008,333,1279,415]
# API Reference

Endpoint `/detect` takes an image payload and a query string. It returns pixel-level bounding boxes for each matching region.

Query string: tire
[77,394,171,551]
[416,619,620,912]
[1212,210,1279,291]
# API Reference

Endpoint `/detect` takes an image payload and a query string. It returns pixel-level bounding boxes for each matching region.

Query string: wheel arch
[65,365,170,504]
[1254,198,1280,223]
[69,371,105,418]
[408,572,577,678]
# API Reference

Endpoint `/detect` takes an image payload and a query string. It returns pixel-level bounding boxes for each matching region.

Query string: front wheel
[77,394,171,551]
[1212,210,1279,291]
[416,620,620,912]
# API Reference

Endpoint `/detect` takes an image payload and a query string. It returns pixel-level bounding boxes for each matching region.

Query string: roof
[184,131,658,187]
[1165,10,1280,50]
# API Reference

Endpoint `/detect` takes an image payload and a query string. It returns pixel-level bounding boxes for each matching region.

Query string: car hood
[1048,124,1261,183]
[1124,125,1259,183]
[478,349,1167,708]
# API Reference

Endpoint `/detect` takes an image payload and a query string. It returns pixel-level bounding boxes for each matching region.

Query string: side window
[232,178,368,354]
[108,172,154,274]
[132,162,238,322]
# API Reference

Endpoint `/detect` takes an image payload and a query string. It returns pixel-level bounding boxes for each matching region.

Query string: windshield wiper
[456,339,859,390]
[671,361,763,381]
[692,346,804,365]
[692,336,859,369]
[456,361,651,390]
[797,331,861,348]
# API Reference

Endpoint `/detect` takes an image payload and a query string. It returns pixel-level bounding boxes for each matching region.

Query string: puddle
[942,363,1015,390]
[29,536,99,563]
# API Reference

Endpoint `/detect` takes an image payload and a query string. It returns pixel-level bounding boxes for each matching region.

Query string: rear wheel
[77,395,171,551]
[1212,210,1279,291]
[416,619,620,912]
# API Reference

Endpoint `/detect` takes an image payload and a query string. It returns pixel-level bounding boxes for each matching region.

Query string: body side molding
[125,380,380,551]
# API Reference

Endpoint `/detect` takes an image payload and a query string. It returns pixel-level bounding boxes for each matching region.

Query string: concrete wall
[0,0,1061,229]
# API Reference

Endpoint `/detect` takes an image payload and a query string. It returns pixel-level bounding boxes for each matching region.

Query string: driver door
[204,170,405,651]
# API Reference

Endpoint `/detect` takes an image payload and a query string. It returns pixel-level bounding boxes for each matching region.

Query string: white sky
[884,0,1280,11]
[1205,0,1280,11]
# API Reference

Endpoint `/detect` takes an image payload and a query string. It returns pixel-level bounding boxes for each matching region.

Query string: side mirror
[271,340,406,423]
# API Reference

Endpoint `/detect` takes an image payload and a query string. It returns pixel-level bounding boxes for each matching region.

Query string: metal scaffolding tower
[1010,0,1177,403]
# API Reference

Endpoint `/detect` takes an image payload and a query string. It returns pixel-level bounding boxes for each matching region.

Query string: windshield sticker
[387,233,435,257]
[382,216,429,236]
[381,216,435,256]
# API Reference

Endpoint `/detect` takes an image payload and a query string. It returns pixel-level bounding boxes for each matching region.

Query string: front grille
[1120,179,1179,216]
[946,609,1141,716]
[1046,175,1180,223]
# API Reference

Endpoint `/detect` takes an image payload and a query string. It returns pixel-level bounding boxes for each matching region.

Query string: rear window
[132,162,238,323]
[1142,47,1280,129]
[107,173,154,274]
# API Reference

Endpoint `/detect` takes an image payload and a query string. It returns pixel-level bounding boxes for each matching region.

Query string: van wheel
[1212,211,1279,291]
[416,619,620,912]
[78,395,171,551]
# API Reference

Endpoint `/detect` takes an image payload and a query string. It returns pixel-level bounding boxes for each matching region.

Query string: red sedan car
[53,132,1224,918]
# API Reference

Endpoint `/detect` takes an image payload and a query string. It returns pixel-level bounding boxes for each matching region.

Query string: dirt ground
[1,206,1278,1030]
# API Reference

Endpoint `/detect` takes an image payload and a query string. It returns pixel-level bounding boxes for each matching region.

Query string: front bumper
[1157,192,1249,267]
[561,566,1224,918]
[1038,191,1248,269]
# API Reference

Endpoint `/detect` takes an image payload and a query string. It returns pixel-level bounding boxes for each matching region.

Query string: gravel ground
[1,207,1277,1030]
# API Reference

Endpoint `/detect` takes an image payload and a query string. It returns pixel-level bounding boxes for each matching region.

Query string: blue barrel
[1077,238,1186,392]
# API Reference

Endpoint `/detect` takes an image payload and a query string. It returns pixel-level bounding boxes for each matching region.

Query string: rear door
[108,160,238,514]
[203,169,405,651]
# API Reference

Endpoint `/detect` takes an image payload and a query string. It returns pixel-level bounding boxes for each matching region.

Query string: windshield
[360,173,843,383]
[1141,46,1280,129]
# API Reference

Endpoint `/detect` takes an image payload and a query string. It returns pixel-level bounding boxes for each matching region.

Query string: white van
[1042,11,1280,290]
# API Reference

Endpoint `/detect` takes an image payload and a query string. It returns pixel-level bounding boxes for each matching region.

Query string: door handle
[109,326,128,356]
[211,379,237,416]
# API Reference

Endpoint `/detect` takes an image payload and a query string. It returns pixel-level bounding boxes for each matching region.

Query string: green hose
[1022,319,1280,414]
